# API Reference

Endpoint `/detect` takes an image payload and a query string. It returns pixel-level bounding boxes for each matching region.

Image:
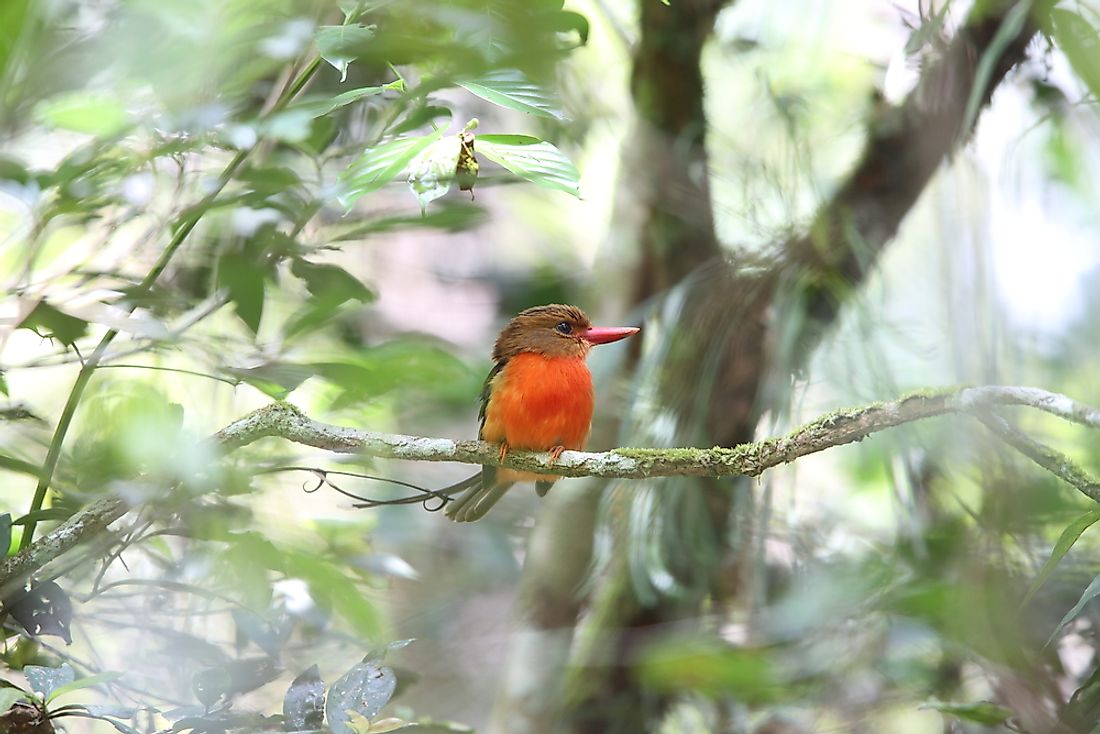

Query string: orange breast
[482,352,594,451]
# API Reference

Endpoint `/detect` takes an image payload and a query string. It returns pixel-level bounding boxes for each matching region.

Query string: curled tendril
[302,471,326,493]
[259,466,455,512]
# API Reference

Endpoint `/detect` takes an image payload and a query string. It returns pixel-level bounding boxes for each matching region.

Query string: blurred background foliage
[1,0,1100,733]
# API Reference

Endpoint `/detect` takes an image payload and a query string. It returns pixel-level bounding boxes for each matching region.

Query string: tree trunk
[493,1,1044,732]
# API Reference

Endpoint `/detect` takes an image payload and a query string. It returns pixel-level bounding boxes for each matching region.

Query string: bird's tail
[442,470,512,522]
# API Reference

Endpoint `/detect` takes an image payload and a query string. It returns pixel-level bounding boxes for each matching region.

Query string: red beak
[583,326,640,345]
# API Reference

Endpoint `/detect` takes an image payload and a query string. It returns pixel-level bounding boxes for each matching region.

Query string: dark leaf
[0,514,11,555]
[325,661,396,734]
[389,104,453,137]
[6,582,73,644]
[17,301,89,347]
[283,665,325,730]
[191,659,280,706]
[231,609,288,657]
[291,259,374,305]
[218,254,266,334]
[0,157,31,185]
[282,301,348,341]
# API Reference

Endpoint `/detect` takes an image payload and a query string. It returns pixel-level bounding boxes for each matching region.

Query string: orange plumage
[481,352,594,484]
[444,304,638,522]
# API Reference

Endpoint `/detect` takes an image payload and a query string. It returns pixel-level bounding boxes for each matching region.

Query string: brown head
[492,304,639,362]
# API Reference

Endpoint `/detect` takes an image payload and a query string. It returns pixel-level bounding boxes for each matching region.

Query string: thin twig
[974,411,1100,502]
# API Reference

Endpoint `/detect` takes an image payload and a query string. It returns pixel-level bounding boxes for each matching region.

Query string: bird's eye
[554,322,573,335]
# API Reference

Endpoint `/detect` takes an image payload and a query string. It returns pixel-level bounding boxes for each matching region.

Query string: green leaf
[24,664,75,700]
[1021,509,1100,608]
[636,637,784,705]
[36,92,129,136]
[285,260,375,340]
[285,549,382,638]
[46,671,124,703]
[224,362,316,400]
[1047,571,1100,648]
[261,109,314,143]
[291,259,374,305]
[309,341,473,407]
[548,10,590,46]
[1051,9,1100,103]
[0,687,29,712]
[406,135,463,210]
[219,254,266,334]
[919,700,1013,726]
[315,24,376,82]
[12,508,73,526]
[0,370,7,396]
[338,129,445,209]
[286,85,387,119]
[457,70,564,119]
[0,514,10,555]
[338,0,396,20]
[0,454,44,480]
[327,202,486,240]
[18,301,89,347]
[476,134,580,197]
[961,1,1030,135]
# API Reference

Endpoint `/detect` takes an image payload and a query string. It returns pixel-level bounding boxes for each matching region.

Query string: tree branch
[216,385,1100,488]
[3,384,1096,603]
[0,497,127,600]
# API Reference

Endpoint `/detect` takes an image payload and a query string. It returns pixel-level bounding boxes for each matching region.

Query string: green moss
[615,447,709,461]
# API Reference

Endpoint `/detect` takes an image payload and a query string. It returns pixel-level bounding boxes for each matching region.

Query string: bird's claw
[548,445,565,466]
[498,442,510,464]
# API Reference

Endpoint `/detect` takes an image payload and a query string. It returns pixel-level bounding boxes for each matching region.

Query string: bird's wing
[477,360,506,439]
[477,360,507,491]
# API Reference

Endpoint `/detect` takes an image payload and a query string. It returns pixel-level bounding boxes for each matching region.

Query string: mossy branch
[3,384,1097,597]
[216,384,1100,490]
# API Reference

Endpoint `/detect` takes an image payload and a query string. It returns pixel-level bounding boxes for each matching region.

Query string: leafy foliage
[0,0,586,730]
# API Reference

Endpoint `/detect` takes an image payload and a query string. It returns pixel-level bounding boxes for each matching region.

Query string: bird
[443,304,639,522]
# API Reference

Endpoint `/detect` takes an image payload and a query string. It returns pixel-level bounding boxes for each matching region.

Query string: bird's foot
[547,445,565,466]
[498,442,510,464]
